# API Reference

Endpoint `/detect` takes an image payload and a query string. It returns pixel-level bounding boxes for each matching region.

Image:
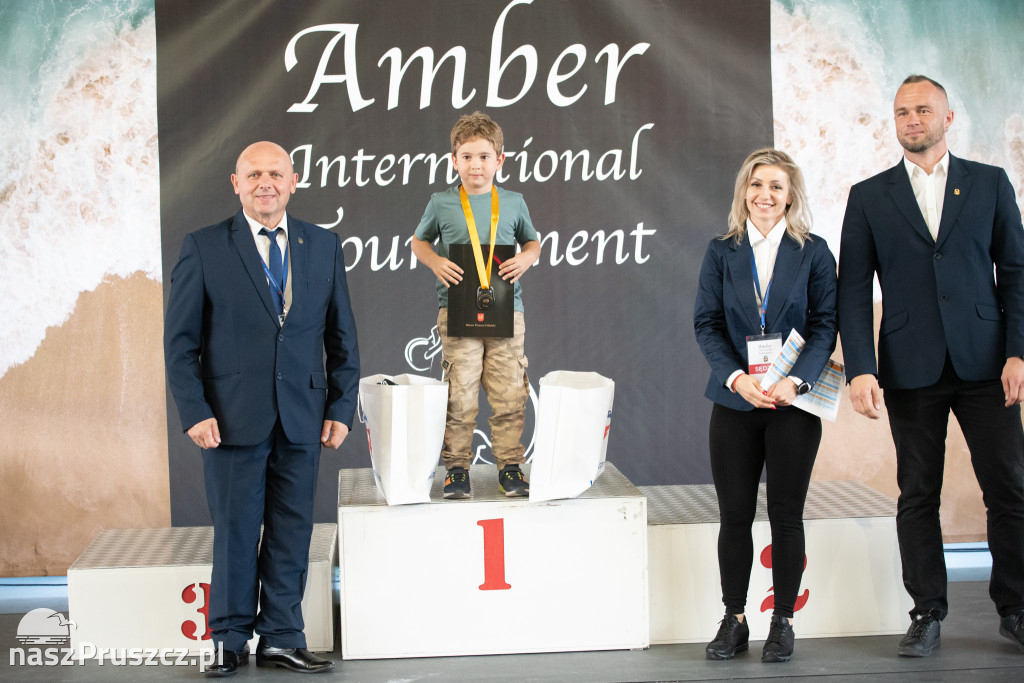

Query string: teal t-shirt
[414,185,538,311]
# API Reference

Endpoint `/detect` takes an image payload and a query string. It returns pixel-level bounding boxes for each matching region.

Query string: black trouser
[886,355,1024,620]
[709,403,821,618]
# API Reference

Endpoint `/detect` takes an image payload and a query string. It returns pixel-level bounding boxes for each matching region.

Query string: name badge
[746,333,783,378]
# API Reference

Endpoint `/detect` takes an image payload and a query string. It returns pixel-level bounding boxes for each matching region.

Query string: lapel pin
[954,188,960,195]
[298,237,304,244]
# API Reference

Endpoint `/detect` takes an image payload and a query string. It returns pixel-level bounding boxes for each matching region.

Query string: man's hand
[1001,356,1024,407]
[733,374,777,409]
[321,420,349,449]
[850,374,883,419]
[187,417,221,449]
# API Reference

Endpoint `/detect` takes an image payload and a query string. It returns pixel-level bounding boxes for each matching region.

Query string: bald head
[231,141,298,228]
[236,141,293,176]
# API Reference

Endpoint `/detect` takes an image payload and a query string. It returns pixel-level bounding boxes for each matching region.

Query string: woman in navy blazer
[693,149,837,663]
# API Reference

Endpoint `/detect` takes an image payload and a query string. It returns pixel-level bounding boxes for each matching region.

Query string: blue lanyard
[260,244,289,301]
[750,246,772,333]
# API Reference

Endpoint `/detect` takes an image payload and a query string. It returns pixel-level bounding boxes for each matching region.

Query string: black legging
[709,402,821,618]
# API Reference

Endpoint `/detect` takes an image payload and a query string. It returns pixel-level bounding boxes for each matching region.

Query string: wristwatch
[795,381,812,396]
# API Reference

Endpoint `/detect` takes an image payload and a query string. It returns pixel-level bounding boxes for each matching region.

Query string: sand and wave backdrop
[0,274,169,575]
[0,1,168,575]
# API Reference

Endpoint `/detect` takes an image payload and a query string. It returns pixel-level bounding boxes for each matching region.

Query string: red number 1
[477,519,512,591]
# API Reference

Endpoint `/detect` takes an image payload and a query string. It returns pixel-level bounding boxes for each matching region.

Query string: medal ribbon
[459,185,499,290]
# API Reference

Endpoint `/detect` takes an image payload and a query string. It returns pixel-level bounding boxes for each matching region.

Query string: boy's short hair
[450,111,504,155]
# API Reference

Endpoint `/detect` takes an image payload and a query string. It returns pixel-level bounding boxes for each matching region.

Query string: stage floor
[2,581,1022,681]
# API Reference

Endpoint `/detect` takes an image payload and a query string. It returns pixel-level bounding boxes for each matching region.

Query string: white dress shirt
[904,152,949,241]
[242,211,293,316]
[747,216,786,304]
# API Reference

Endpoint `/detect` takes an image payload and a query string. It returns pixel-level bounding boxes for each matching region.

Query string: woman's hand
[766,377,798,407]
[732,374,777,409]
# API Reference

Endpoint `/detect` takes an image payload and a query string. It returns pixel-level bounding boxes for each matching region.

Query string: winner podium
[336,462,649,659]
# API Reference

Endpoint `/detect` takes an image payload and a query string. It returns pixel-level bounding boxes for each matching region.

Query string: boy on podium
[411,111,541,499]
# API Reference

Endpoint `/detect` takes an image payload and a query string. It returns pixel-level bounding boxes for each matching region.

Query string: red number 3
[181,582,212,640]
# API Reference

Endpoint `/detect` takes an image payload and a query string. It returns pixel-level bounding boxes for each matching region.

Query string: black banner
[156,0,773,524]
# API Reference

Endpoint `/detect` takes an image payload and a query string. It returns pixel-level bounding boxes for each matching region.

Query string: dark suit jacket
[694,231,838,411]
[164,210,360,445]
[837,155,1024,390]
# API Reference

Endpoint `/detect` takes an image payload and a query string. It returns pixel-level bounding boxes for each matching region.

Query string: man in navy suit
[164,141,359,676]
[838,75,1024,658]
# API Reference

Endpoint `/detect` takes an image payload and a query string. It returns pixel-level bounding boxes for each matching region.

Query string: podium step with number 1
[336,462,649,659]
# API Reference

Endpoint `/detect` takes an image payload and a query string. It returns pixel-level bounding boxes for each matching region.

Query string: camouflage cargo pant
[437,307,529,471]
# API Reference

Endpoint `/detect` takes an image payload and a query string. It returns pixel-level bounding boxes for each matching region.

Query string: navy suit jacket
[164,210,360,445]
[837,155,1024,390]
[694,231,838,411]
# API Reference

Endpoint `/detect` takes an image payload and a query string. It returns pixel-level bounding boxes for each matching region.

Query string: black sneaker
[498,465,529,497]
[1000,611,1024,653]
[443,467,470,499]
[706,613,749,660]
[761,615,795,662]
[898,612,941,657]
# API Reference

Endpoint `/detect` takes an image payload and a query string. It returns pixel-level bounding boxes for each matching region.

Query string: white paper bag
[529,371,614,502]
[357,373,448,505]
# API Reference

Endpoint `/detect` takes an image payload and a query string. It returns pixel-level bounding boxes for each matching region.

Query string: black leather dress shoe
[898,612,941,657]
[706,613,749,660]
[205,644,249,677]
[1000,611,1024,653]
[256,643,335,673]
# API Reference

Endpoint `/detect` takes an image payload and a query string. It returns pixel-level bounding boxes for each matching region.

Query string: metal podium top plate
[69,523,338,570]
[642,480,897,525]
[338,461,642,507]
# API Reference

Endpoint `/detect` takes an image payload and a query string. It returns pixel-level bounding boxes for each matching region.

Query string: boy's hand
[411,235,463,288]
[498,252,533,283]
[431,258,463,288]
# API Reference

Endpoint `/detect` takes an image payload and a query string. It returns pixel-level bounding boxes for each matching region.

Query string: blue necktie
[259,228,285,317]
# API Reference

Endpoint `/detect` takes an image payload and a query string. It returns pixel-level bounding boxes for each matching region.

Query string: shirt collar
[903,151,949,180]
[746,216,787,248]
[242,211,289,240]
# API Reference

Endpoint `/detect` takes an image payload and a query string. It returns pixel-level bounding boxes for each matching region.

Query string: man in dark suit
[838,75,1024,658]
[164,141,359,676]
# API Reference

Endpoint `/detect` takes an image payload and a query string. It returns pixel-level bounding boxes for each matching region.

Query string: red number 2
[758,544,809,614]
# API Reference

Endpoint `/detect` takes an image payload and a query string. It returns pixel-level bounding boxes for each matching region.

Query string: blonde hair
[450,111,504,156]
[723,148,813,246]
